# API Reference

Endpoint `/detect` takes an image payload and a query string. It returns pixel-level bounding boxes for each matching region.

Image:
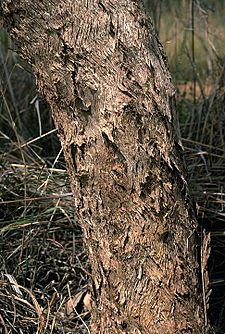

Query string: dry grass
[179,87,225,332]
[0,162,91,334]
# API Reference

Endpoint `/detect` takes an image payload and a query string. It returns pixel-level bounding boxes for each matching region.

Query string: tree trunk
[2,1,208,333]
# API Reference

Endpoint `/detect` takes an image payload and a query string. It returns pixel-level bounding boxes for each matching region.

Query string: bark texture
[2,1,208,333]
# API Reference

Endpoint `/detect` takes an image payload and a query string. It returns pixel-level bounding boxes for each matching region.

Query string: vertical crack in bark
[70,143,77,173]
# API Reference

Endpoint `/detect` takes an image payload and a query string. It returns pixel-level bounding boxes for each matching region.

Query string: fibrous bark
[1,1,208,333]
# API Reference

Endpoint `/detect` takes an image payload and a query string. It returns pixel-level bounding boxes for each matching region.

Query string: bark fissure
[1,0,209,333]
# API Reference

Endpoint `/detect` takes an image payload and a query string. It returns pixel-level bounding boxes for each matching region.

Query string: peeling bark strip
[2,1,208,333]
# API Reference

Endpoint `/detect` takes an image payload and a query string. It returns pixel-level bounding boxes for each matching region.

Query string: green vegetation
[146,0,225,83]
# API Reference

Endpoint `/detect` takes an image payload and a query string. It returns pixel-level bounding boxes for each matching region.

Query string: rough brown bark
[1,1,209,333]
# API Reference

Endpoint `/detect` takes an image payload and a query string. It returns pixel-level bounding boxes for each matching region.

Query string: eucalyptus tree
[1,1,209,333]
